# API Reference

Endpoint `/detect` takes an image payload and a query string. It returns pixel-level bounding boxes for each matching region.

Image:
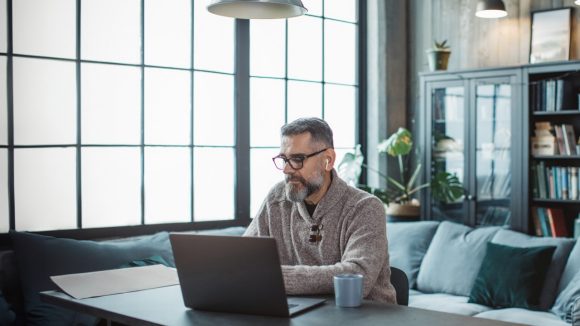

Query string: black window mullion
[76,0,82,228]
[284,19,289,124]
[140,0,145,226]
[6,0,15,230]
[321,2,325,119]
[190,0,195,222]
[357,0,367,185]
[235,19,250,222]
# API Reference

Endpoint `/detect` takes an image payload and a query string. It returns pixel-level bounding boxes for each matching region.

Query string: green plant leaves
[337,144,364,187]
[377,127,413,157]
[430,171,464,203]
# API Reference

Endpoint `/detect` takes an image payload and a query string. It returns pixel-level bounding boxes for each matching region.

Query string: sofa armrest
[573,296,580,326]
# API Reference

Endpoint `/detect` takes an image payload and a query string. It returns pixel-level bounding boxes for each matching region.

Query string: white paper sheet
[50,264,179,299]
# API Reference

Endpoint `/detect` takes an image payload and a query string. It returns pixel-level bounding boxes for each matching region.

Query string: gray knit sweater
[244,170,397,303]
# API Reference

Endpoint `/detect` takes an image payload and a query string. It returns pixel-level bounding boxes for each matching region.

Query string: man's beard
[284,170,324,202]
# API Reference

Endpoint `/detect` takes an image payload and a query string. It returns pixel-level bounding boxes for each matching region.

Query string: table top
[41,285,525,326]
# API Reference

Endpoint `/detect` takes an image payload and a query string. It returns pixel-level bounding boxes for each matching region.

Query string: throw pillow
[557,239,580,294]
[468,242,556,310]
[10,231,173,326]
[552,269,580,322]
[491,229,575,310]
[416,221,500,296]
[386,221,439,289]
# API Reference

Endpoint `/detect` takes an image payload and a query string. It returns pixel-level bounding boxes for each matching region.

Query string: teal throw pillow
[468,242,556,310]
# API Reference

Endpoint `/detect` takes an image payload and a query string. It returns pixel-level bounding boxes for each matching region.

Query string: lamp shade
[475,0,507,18]
[207,0,307,19]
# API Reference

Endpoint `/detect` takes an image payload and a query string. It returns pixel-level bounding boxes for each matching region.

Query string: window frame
[0,0,367,246]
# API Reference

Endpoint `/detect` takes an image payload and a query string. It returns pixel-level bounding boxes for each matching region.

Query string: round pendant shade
[475,0,507,18]
[207,0,308,19]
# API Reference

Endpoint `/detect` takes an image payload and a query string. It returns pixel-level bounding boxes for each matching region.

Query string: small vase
[385,203,421,222]
[426,49,451,72]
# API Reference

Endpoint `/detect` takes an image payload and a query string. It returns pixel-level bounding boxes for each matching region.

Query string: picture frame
[529,8,572,64]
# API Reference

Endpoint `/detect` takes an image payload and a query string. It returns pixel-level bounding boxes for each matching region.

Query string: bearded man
[244,117,396,303]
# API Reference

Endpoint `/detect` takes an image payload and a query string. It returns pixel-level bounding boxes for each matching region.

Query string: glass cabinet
[421,69,522,229]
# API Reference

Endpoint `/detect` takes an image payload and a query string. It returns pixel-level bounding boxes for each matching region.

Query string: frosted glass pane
[194,72,234,146]
[145,68,190,145]
[13,0,75,58]
[82,0,140,64]
[250,78,285,147]
[14,148,76,231]
[145,0,191,68]
[324,84,356,148]
[250,148,283,217]
[0,0,6,53]
[288,16,322,81]
[13,58,76,145]
[324,20,356,85]
[194,148,234,221]
[287,80,322,122]
[194,0,234,73]
[0,149,8,232]
[82,147,141,228]
[145,147,190,224]
[0,57,6,145]
[250,20,285,78]
[305,0,322,16]
[324,0,357,22]
[82,63,141,144]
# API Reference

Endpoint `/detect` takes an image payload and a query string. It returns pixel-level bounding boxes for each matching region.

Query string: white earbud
[325,159,329,169]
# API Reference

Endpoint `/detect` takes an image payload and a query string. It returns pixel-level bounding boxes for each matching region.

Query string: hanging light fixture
[475,0,507,18]
[207,0,308,19]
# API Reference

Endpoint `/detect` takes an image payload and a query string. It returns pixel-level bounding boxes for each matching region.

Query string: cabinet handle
[466,194,476,201]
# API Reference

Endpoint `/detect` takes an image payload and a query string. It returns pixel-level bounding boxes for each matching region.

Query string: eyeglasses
[272,148,329,170]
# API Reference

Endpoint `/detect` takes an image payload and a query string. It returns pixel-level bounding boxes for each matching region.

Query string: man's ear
[325,150,336,171]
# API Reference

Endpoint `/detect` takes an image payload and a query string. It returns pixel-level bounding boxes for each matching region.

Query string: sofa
[387,221,580,326]
[1,221,579,326]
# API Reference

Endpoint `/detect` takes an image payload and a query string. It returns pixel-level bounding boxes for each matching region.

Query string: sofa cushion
[409,291,491,316]
[558,239,580,293]
[491,229,575,310]
[0,291,15,325]
[416,221,500,296]
[195,226,246,236]
[552,270,580,322]
[474,308,570,326]
[11,231,173,325]
[386,221,439,288]
[468,242,556,310]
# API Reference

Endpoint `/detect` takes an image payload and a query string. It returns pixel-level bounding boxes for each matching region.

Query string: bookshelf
[420,61,580,238]
[526,61,580,239]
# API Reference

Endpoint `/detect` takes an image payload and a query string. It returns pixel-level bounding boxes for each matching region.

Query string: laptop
[170,233,326,317]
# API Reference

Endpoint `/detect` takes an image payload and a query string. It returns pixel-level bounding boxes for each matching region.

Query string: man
[244,117,396,303]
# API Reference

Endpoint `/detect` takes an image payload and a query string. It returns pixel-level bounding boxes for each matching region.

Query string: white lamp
[207,0,308,19]
[475,0,507,18]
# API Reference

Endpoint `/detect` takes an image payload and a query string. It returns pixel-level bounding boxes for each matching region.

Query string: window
[0,0,362,235]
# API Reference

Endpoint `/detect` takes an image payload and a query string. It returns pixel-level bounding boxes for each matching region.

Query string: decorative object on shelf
[475,0,507,18]
[207,0,307,19]
[338,128,464,221]
[575,213,580,239]
[531,122,556,156]
[530,8,572,64]
[426,40,451,72]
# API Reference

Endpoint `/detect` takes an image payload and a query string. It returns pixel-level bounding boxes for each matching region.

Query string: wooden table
[41,285,525,326]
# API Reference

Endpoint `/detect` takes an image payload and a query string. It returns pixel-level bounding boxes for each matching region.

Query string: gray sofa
[387,221,580,326]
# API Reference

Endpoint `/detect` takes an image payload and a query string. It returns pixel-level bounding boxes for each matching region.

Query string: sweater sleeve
[281,197,388,298]
[243,197,270,237]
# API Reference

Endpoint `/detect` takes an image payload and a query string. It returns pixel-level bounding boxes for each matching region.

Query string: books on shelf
[532,163,580,200]
[531,207,569,237]
[531,77,578,112]
[532,122,577,156]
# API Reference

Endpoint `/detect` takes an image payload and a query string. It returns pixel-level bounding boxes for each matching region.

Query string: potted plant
[338,127,464,221]
[426,40,451,71]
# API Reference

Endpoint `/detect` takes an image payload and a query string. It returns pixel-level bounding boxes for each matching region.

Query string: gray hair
[281,117,334,148]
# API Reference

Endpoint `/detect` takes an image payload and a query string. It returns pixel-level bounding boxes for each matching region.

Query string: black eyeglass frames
[272,148,329,170]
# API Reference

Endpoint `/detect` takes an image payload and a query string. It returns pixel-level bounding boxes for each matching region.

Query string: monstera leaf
[430,172,464,203]
[378,127,413,157]
[337,144,364,187]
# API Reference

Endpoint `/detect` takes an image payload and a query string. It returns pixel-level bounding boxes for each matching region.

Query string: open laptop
[170,233,326,317]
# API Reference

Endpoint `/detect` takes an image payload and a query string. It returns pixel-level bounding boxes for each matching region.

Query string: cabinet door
[428,83,467,223]
[472,79,514,227]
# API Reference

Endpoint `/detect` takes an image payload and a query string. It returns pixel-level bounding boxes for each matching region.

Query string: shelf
[532,198,580,204]
[532,155,580,160]
[533,111,580,116]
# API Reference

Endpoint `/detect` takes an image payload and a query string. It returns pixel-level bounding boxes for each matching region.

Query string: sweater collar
[296,169,346,223]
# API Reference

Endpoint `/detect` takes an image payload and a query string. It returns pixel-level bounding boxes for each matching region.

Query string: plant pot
[385,203,421,222]
[426,49,451,71]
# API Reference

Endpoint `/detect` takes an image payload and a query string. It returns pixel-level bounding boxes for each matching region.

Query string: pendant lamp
[207,0,308,19]
[475,0,507,18]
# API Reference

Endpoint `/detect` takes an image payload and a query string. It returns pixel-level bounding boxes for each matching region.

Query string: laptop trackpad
[287,298,326,316]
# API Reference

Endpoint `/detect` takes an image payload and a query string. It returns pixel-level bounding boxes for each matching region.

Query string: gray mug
[333,274,364,307]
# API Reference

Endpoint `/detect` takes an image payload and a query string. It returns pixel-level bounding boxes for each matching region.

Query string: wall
[408,0,580,131]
